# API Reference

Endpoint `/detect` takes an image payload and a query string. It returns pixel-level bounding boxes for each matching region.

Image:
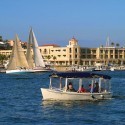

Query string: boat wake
[112,95,125,100]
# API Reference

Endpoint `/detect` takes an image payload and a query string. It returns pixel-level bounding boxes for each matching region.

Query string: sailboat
[6,35,35,74]
[26,28,53,72]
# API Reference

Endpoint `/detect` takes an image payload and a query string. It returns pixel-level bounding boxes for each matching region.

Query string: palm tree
[116,43,120,48]
[46,55,51,64]
[100,45,103,48]
[53,56,56,65]
[111,42,115,47]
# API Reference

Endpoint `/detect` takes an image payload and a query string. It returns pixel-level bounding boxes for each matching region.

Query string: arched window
[75,48,77,53]
[69,48,72,53]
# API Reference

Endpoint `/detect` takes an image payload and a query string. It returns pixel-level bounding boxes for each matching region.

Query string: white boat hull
[41,88,112,100]
[6,69,35,74]
[33,69,53,72]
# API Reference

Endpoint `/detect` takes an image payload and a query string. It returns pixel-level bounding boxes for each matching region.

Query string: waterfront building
[0,37,125,66]
[7,40,14,47]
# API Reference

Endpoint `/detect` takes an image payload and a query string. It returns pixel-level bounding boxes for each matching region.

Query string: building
[7,40,14,47]
[0,37,125,66]
[40,37,125,66]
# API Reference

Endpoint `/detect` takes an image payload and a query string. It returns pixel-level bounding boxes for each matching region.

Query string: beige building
[7,40,14,47]
[40,37,125,66]
[0,37,125,66]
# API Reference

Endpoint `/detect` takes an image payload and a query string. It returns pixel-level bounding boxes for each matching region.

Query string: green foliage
[111,42,115,47]
[53,56,56,60]
[46,55,51,60]
[0,54,9,64]
[116,43,120,47]
[0,36,3,41]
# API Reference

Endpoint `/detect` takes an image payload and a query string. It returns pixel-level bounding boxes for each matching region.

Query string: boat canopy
[50,72,111,79]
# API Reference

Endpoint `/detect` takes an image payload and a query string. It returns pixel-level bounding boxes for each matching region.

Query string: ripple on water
[0,71,125,125]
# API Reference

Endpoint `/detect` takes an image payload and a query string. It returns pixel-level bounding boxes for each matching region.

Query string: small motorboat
[41,72,112,100]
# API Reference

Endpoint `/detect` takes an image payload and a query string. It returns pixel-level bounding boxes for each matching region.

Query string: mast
[26,29,34,68]
[106,36,110,47]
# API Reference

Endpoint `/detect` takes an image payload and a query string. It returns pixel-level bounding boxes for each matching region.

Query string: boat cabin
[49,72,111,93]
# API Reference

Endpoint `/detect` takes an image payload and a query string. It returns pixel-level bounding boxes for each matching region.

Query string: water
[0,71,125,125]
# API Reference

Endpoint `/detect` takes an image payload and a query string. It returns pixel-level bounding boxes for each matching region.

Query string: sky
[1,0,125,47]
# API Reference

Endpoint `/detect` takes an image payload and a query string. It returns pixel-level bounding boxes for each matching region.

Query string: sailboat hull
[33,69,52,72]
[6,69,35,74]
[33,66,53,72]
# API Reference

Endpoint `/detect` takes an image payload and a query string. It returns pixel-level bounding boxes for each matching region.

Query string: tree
[53,56,56,65]
[0,54,8,64]
[111,42,115,47]
[0,36,3,41]
[100,45,103,48]
[5,42,12,50]
[46,55,51,64]
[46,55,51,60]
[116,43,120,48]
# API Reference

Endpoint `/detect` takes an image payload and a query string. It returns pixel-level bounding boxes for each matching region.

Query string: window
[87,49,91,53]
[100,50,103,53]
[110,55,113,59]
[69,48,72,53]
[75,48,77,53]
[44,49,47,52]
[115,55,118,58]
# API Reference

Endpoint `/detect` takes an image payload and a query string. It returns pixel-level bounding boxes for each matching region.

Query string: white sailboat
[6,35,35,74]
[27,28,53,72]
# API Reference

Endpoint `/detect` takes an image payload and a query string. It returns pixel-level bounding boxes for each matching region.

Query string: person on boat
[77,85,87,93]
[93,82,99,92]
[87,84,93,92]
[67,82,76,92]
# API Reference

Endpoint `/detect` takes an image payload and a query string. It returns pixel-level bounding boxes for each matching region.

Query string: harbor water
[0,71,125,125]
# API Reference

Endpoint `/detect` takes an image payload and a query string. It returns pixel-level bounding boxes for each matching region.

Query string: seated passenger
[77,85,87,93]
[67,82,76,92]
[87,84,93,92]
[93,82,99,92]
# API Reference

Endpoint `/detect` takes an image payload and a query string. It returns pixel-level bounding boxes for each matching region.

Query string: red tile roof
[41,44,60,47]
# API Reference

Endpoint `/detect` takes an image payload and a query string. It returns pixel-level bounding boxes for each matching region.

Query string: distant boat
[6,35,35,74]
[67,65,95,72]
[110,65,125,71]
[26,28,53,72]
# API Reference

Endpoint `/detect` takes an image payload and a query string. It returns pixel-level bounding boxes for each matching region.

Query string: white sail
[7,35,29,70]
[30,28,45,67]
[26,29,34,68]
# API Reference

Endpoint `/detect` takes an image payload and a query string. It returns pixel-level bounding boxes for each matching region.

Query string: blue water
[0,71,125,125]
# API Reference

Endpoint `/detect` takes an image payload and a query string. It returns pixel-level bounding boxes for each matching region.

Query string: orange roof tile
[41,44,60,47]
